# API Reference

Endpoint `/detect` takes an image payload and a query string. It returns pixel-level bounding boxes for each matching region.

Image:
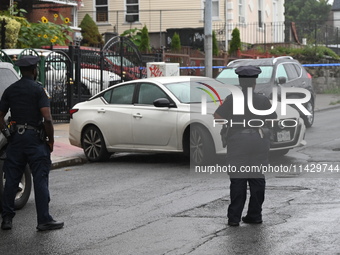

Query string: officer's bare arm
[0,110,7,130]
[40,107,54,152]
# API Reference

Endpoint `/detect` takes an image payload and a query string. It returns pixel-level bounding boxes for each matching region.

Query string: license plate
[277,130,291,142]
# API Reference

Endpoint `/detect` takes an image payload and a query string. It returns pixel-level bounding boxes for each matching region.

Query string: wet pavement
[51,93,340,169]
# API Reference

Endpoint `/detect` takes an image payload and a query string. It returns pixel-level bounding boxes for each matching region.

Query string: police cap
[235,65,262,78]
[15,56,40,67]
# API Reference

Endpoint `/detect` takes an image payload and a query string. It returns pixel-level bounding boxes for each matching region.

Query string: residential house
[76,0,285,50]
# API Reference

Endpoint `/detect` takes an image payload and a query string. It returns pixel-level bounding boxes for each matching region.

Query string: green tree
[228,27,241,56]
[171,32,181,51]
[79,14,104,47]
[285,0,332,23]
[139,25,150,52]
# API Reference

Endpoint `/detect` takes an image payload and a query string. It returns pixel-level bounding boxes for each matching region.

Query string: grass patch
[322,88,340,94]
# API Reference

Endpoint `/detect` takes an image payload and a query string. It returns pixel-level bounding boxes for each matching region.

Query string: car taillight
[70,109,79,119]
[307,73,312,79]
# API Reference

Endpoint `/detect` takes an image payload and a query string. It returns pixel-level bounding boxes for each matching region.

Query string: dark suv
[216,56,316,127]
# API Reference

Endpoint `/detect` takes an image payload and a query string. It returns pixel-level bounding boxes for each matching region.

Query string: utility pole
[204,0,213,78]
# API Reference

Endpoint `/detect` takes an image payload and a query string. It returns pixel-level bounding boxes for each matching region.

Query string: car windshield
[164,79,231,104]
[105,56,135,67]
[0,67,18,95]
[217,66,274,85]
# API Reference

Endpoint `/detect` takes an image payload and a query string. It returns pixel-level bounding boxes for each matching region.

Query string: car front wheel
[302,100,314,128]
[189,125,215,166]
[82,126,111,162]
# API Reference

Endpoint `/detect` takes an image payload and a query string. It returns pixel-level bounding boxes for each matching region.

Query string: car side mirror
[277,76,287,85]
[153,98,176,108]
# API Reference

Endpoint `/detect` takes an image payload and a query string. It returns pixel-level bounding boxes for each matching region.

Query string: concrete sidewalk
[51,93,340,169]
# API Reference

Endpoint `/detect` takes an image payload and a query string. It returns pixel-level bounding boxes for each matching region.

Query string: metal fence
[213,21,340,51]
[79,9,340,51]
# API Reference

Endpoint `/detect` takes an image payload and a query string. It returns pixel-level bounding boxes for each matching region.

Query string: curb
[314,104,340,113]
[51,157,87,170]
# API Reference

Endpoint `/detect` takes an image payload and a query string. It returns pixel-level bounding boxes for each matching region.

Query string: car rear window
[217,66,273,85]
[0,67,19,96]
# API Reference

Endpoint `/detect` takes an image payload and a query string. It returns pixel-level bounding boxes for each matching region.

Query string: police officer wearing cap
[214,65,277,227]
[0,56,64,231]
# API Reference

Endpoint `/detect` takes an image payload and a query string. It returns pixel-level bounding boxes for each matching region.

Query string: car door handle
[97,108,106,113]
[133,113,143,118]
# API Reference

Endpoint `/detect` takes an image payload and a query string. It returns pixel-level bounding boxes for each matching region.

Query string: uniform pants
[1,130,53,225]
[226,131,269,223]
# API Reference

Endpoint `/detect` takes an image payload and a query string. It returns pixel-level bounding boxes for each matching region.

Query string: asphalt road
[1,108,340,255]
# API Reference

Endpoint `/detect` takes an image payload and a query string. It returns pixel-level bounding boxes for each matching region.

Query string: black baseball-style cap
[15,56,40,67]
[235,65,262,78]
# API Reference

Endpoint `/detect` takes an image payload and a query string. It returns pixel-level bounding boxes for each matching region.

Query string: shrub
[17,14,73,48]
[212,30,219,56]
[121,28,142,47]
[171,32,181,51]
[228,27,241,56]
[79,14,104,47]
[139,25,150,52]
[0,16,21,48]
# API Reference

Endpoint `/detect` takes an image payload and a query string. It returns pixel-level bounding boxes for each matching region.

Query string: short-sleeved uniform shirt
[0,77,50,127]
[215,90,277,134]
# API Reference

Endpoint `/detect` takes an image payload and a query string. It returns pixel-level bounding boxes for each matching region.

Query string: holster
[39,123,48,142]
[220,125,230,148]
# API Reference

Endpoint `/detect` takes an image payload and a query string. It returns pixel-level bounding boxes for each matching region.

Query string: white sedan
[69,76,306,165]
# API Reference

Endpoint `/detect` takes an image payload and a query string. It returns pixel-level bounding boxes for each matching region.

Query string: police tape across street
[195,163,295,174]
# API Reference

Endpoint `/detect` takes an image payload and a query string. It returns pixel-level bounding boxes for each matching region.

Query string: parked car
[69,76,306,165]
[104,55,146,80]
[0,62,32,210]
[216,56,316,127]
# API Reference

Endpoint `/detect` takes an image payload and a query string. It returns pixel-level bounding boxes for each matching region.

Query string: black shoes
[227,221,240,227]
[37,220,64,231]
[1,217,12,230]
[242,216,263,224]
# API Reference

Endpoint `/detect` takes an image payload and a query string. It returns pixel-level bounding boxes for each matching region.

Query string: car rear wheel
[0,161,32,210]
[302,100,314,128]
[190,125,215,165]
[82,126,111,162]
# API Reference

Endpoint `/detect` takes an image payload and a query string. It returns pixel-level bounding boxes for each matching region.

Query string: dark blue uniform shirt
[0,77,50,127]
[215,91,278,133]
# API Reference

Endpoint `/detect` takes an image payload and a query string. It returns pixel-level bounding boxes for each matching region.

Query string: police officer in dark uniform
[0,56,64,231]
[214,65,277,226]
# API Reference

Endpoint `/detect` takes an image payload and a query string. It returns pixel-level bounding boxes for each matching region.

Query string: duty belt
[16,124,39,134]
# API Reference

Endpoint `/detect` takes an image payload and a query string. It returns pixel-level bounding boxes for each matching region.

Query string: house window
[96,0,108,22]
[203,0,220,20]
[258,0,263,28]
[239,0,245,23]
[126,0,139,23]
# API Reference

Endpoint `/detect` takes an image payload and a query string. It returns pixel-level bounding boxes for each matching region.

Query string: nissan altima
[69,76,306,165]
